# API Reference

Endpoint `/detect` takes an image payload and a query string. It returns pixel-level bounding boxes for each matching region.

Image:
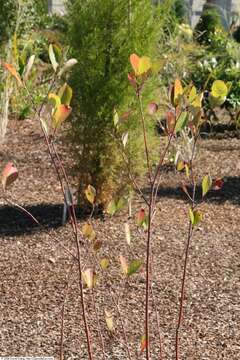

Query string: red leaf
[1,162,18,190]
[166,111,176,134]
[213,178,224,190]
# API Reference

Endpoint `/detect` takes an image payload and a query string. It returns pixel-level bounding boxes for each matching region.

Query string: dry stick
[60,261,76,360]
[24,85,94,360]
[175,137,198,360]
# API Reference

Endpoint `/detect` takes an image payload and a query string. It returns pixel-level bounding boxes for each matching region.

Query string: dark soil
[0,118,240,360]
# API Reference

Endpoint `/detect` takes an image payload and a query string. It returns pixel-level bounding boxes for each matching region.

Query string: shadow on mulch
[0,176,239,237]
[143,175,240,205]
[0,203,102,237]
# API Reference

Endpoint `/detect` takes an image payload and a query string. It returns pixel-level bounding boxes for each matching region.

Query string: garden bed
[0,118,240,359]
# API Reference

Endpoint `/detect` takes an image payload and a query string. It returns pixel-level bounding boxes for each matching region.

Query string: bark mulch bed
[0,118,240,360]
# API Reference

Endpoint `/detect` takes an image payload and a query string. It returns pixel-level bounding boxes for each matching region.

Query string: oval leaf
[85,185,96,204]
[58,83,73,106]
[82,223,96,240]
[202,175,212,197]
[2,162,18,190]
[127,259,142,276]
[52,104,72,129]
[105,310,114,331]
[130,54,140,75]
[100,258,109,270]
[49,44,59,72]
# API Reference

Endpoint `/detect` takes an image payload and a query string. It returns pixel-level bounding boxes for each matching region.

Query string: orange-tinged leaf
[85,184,96,204]
[1,162,18,190]
[166,111,175,134]
[130,54,140,74]
[119,255,128,275]
[52,104,72,129]
[3,62,22,86]
[174,79,183,106]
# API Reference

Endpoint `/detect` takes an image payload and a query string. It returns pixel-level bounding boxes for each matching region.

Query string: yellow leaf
[85,184,96,204]
[100,258,109,270]
[82,223,96,240]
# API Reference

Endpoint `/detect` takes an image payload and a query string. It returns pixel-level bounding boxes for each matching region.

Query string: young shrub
[66,0,169,205]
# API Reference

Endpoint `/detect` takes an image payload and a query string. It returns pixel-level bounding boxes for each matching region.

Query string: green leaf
[127,259,142,276]
[189,208,194,225]
[85,185,96,204]
[211,80,228,99]
[202,175,212,197]
[106,199,117,216]
[48,93,61,107]
[58,83,73,105]
[138,56,151,75]
[49,44,59,72]
[116,197,126,211]
[175,112,188,133]
[113,108,119,127]
[189,208,202,226]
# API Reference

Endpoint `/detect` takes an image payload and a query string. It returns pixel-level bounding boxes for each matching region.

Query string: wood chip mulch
[0,118,240,360]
